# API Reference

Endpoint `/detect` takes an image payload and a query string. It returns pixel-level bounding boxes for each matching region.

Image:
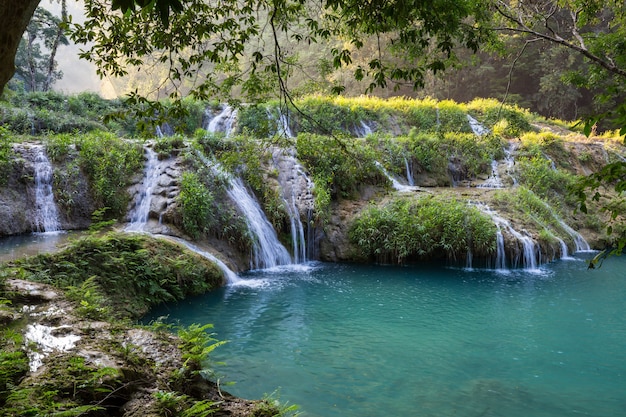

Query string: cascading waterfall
[355,120,374,137]
[205,105,238,136]
[126,147,160,232]
[530,192,591,253]
[199,153,292,269]
[227,176,292,269]
[478,160,504,189]
[504,144,518,186]
[495,229,506,270]
[125,148,240,284]
[33,146,61,233]
[471,202,541,270]
[558,238,572,259]
[285,195,307,263]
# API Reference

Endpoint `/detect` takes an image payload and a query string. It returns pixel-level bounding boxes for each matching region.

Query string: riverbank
[0,233,281,417]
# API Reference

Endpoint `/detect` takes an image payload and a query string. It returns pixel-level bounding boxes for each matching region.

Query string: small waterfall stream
[478,159,504,189]
[467,114,490,136]
[375,161,419,192]
[204,105,238,136]
[125,147,240,284]
[33,146,61,233]
[126,147,160,232]
[272,148,316,263]
[471,202,541,271]
[404,157,415,186]
[156,235,240,284]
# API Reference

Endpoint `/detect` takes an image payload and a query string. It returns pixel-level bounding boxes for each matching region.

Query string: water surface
[146,258,626,417]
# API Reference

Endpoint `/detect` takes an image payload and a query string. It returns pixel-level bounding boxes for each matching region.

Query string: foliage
[177,323,227,378]
[253,391,301,417]
[516,156,576,203]
[2,355,116,416]
[178,171,216,239]
[5,232,225,318]
[349,196,496,264]
[12,6,68,92]
[70,0,492,110]
[0,330,28,405]
[153,391,218,417]
[573,162,626,255]
[0,126,15,186]
[65,276,111,320]
[154,134,186,157]
[198,134,288,233]
[466,98,533,137]
[0,90,124,135]
[76,131,144,218]
[177,150,253,252]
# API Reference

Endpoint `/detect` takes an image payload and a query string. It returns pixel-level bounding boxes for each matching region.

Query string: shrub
[178,171,215,239]
[349,196,496,264]
[8,232,225,318]
[76,131,144,218]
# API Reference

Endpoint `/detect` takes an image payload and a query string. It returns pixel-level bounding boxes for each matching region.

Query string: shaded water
[0,232,75,262]
[149,258,626,417]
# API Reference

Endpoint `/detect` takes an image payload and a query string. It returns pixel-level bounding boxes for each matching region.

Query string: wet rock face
[271,147,315,216]
[0,143,94,236]
[125,149,184,235]
[0,144,41,235]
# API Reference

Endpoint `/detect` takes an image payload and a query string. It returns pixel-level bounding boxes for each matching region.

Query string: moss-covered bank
[0,233,284,417]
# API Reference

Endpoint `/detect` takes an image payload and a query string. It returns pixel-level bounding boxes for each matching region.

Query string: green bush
[349,196,496,264]
[0,126,15,186]
[296,133,384,201]
[178,171,215,239]
[8,232,225,318]
[76,131,144,218]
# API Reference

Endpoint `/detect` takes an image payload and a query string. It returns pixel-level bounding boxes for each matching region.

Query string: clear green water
[145,257,626,417]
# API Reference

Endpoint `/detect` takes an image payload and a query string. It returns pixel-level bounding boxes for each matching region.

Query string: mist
[41,0,117,97]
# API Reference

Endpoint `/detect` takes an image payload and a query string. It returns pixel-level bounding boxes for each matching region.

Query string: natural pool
[145,256,626,417]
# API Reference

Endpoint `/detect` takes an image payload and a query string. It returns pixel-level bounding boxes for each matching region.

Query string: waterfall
[271,148,316,262]
[375,161,419,192]
[467,115,489,136]
[531,193,592,253]
[355,120,373,137]
[478,160,504,189]
[279,112,295,138]
[227,176,292,269]
[126,147,160,232]
[205,105,238,137]
[504,144,518,186]
[471,202,541,271]
[557,238,573,260]
[199,153,292,269]
[495,229,506,270]
[33,146,61,233]
[465,249,473,269]
[404,157,415,186]
[157,235,240,284]
[285,195,307,263]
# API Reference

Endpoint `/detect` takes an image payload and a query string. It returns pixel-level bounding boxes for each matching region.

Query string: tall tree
[14,6,68,92]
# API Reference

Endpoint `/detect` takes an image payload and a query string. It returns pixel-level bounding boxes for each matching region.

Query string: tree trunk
[0,0,41,95]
